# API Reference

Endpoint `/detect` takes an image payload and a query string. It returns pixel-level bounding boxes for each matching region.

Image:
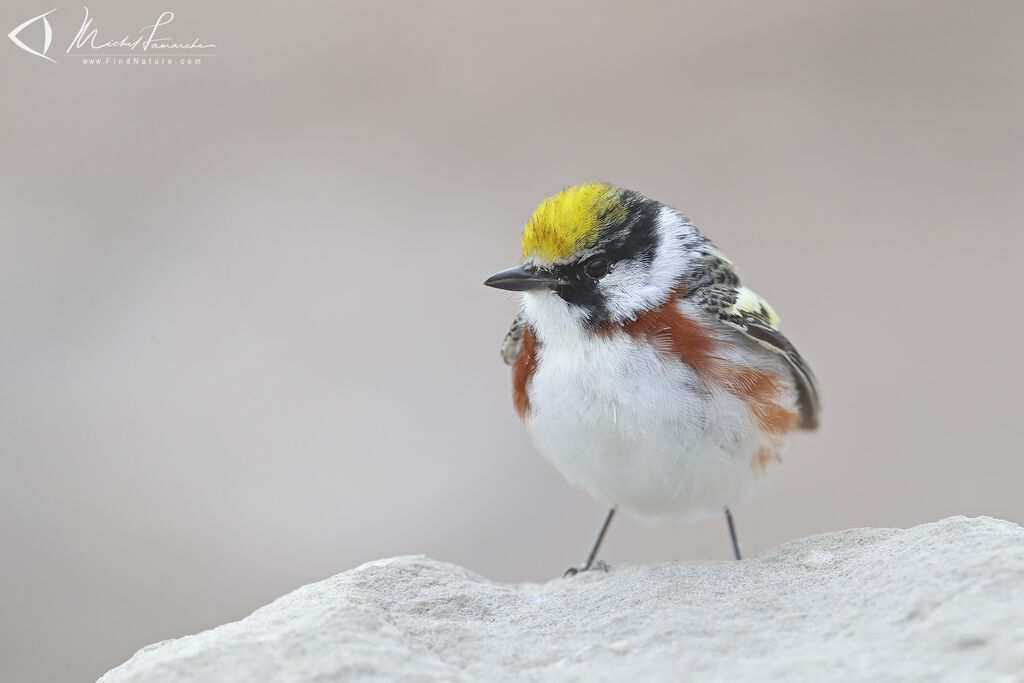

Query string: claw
[563,558,610,578]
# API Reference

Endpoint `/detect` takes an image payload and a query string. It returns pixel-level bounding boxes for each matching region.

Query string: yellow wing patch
[728,287,781,330]
[522,183,627,264]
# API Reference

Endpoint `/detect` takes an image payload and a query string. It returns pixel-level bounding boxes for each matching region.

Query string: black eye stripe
[548,195,661,328]
[590,199,659,269]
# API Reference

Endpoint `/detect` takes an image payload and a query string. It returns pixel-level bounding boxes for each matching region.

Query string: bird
[483,183,820,575]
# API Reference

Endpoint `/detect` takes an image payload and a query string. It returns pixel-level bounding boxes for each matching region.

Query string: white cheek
[596,262,651,320]
[592,207,702,321]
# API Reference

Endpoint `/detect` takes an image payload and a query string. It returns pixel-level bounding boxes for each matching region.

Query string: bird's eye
[584,258,609,280]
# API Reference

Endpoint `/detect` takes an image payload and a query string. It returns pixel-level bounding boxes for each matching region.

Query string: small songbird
[484,183,820,575]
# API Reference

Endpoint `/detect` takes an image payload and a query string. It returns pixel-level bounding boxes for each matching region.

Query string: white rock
[99,517,1024,683]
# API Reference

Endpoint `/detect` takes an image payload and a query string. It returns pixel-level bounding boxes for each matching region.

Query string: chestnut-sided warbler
[484,183,820,575]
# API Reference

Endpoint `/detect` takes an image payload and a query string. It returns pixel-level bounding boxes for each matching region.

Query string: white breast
[522,295,786,523]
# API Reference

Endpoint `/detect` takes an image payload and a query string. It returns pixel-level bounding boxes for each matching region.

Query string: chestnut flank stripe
[513,326,538,419]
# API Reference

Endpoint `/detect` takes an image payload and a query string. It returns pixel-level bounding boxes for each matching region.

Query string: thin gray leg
[564,507,617,577]
[725,506,742,560]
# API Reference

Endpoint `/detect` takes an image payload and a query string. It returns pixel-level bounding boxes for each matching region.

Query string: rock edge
[99,516,1024,683]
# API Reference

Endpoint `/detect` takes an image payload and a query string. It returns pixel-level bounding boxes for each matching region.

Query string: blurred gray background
[2,1,1023,681]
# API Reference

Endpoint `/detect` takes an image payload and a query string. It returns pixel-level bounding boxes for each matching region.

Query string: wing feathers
[727,318,821,430]
[500,312,526,366]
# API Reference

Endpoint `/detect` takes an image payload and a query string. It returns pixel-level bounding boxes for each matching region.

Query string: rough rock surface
[100,517,1024,682]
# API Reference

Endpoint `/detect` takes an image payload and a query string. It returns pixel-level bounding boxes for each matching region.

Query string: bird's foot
[563,558,609,578]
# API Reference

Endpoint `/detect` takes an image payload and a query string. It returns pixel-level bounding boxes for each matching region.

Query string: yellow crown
[522,183,627,264]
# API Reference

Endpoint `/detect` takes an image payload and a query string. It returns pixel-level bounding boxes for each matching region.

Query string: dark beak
[483,265,557,292]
